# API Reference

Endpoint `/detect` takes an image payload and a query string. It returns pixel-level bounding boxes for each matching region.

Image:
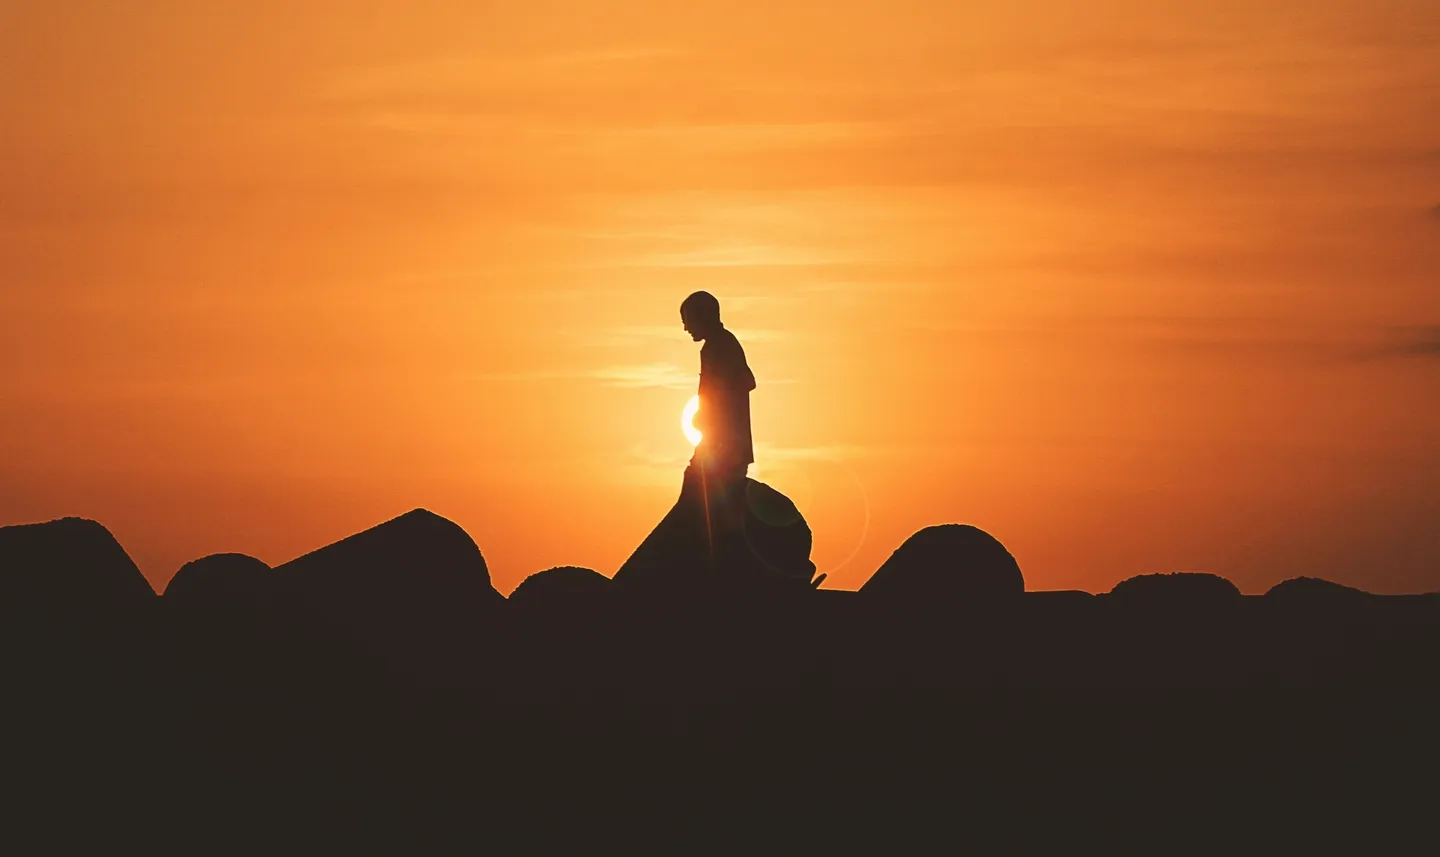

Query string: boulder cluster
[4,503,1434,691]
[4,505,1436,849]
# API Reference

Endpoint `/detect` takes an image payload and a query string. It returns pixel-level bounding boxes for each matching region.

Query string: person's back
[697,325,756,478]
[682,291,755,483]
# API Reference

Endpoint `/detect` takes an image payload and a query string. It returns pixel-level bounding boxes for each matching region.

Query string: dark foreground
[4,511,1438,850]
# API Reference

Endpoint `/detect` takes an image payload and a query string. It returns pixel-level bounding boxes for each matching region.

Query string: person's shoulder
[710,327,744,353]
[701,327,748,369]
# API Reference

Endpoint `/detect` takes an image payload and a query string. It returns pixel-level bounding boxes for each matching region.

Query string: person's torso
[698,329,755,464]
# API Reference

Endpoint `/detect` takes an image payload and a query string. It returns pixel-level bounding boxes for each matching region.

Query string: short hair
[680,291,721,323]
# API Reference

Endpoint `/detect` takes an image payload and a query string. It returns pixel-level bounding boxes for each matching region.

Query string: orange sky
[3,0,1438,595]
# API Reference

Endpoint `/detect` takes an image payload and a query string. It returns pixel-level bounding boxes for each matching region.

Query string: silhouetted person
[681,291,756,570]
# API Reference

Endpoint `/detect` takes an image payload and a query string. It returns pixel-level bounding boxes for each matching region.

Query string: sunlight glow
[682,394,702,447]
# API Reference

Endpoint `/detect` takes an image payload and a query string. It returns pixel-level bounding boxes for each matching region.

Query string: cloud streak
[485,362,695,390]
[1348,326,1440,361]
[587,363,696,389]
[583,324,786,347]
[1386,326,1440,357]
[755,443,871,463]
[320,47,686,100]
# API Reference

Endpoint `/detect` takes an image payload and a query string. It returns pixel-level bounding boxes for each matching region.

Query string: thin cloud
[634,244,831,269]
[755,443,870,462]
[587,363,695,389]
[1351,326,1440,361]
[535,47,686,69]
[621,446,690,470]
[1386,326,1440,357]
[483,362,695,389]
[586,325,786,347]
[909,314,1409,365]
[582,326,690,347]
[320,47,684,100]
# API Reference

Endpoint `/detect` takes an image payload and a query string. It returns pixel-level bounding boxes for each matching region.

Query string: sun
[682,394,702,447]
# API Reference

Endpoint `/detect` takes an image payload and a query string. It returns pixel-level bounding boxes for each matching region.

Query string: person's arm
[738,358,756,392]
[707,335,755,392]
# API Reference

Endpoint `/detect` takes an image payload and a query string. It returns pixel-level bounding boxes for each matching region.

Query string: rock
[860,524,1023,606]
[276,508,501,606]
[164,553,273,609]
[612,488,698,595]
[1264,576,1371,606]
[504,567,615,687]
[1109,572,1242,608]
[0,517,156,623]
[509,566,611,608]
[614,474,817,595]
[0,518,157,683]
[740,480,817,584]
[163,554,280,686]
[273,509,503,684]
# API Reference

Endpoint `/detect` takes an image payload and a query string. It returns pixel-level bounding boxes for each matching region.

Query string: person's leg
[686,459,732,573]
[689,451,754,576]
[706,462,751,577]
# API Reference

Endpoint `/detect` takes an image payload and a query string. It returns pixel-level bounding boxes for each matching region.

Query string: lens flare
[682,394,702,447]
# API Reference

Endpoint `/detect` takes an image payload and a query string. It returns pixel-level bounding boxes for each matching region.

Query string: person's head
[680,291,722,341]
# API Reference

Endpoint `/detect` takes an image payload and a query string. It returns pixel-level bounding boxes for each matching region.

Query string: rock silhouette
[163,553,273,609]
[162,553,281,691]
[1109,571,1243,608]
[509,566,610,608]
[859,524,1024,606]
[0,518,157,689]
[739,479,817,583]
[276,508,501,605]
[6,509,1438,849]
[1,517,156,619]
[272,508,504,684]
[1265,575,1371,605]
[614,476,816,595]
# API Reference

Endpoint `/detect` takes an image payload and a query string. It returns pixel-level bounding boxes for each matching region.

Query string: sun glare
[682,395,702,447]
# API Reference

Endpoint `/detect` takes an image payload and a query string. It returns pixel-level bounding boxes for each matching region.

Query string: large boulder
[272,509,503,684]
[162,554,280,687]
[504,567,617,688]
[276,508,501,606]
[1108,572,1243,608]
[860,525,1023,606]
[740,480,817,584]
[510,566,611,609]
[613,475,817,596]
[0,517,156,623]
[0,518,157,685]
[1264,576,1371,606]
[164,553,273,610]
